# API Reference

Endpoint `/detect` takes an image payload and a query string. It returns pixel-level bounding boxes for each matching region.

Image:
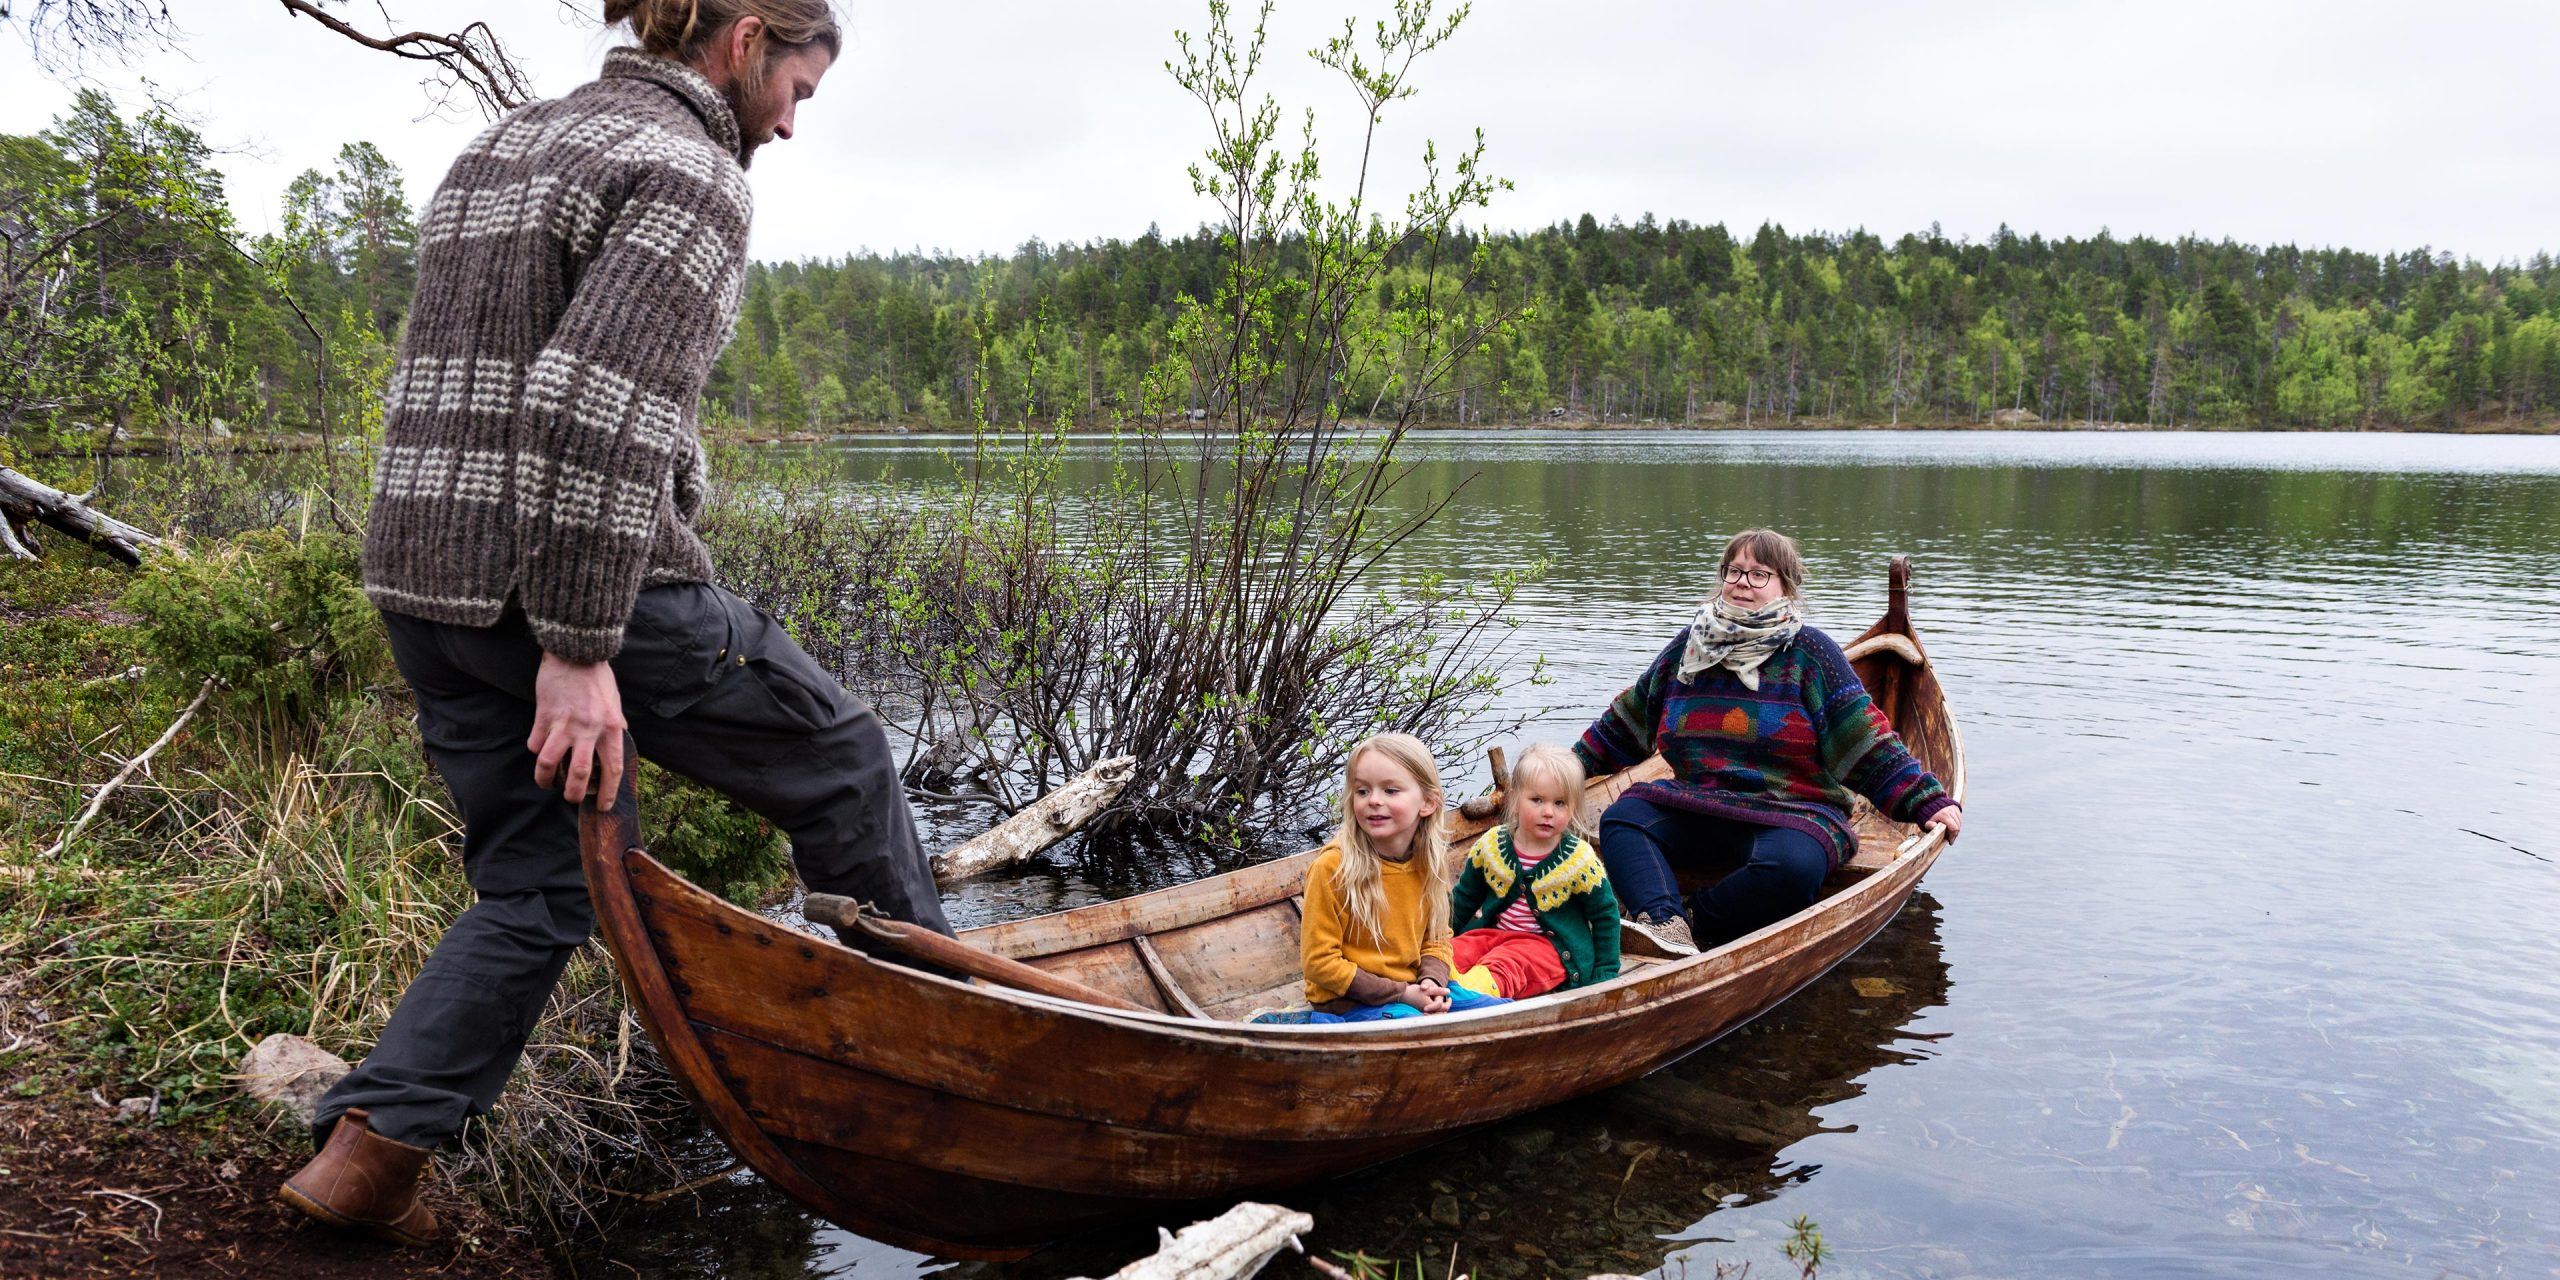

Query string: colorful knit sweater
[1573,625,1954,868]
[361,50,752,662]
[1299,845,1457,1005]
[1447,828,1623,989]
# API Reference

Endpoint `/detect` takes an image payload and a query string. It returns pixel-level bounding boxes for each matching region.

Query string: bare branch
[274,0,532,118]
[1,0,180,71]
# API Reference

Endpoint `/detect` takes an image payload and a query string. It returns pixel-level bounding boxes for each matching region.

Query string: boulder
[237,1032,350,1126]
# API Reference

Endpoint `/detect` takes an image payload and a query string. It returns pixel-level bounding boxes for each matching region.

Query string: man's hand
[531,653,627,805]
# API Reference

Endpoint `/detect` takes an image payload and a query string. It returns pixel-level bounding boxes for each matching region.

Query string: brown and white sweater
[361,49,751,662]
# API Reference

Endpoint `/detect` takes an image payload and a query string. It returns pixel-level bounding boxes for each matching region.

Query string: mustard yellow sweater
[1299,845,1456,1004]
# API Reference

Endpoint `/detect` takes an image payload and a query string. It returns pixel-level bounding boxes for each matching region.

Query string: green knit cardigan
[1446,828,1624,989]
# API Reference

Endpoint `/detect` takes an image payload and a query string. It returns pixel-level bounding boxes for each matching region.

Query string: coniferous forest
[8,91,2560,454]
[711,218,2560,432]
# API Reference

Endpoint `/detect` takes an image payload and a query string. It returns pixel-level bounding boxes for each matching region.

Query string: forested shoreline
[719,219,2560,434]
[7,94,2558,459]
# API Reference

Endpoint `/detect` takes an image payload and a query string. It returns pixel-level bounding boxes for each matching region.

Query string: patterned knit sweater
[1447,828,1623,989]
[1574,626,1955,868]
[360,49,752,662]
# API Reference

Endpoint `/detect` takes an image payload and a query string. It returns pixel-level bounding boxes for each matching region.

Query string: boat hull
[579,556,1964,1258]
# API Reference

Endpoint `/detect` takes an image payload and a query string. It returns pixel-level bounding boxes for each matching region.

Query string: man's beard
[725,85,772,169]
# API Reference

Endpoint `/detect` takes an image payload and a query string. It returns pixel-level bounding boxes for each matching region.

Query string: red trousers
[1451,929,1568,998]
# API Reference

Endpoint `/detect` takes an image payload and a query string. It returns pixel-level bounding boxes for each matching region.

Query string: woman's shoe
[1622,912,1699,957]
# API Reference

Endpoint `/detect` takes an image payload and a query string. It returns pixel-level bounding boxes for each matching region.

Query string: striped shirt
[1495,841,1553,932]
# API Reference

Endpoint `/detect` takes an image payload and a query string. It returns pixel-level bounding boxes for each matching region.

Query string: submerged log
[1076,1202,1314,1280]
[930,755,1136,882]
[0,465,166,565]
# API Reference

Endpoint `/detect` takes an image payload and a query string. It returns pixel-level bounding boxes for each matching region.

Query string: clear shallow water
[582,431,2560,1279]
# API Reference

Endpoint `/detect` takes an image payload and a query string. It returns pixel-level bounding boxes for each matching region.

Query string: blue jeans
[1597,794,1831,948]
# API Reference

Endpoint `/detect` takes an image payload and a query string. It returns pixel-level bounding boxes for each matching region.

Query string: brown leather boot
[277,1107,440,1245]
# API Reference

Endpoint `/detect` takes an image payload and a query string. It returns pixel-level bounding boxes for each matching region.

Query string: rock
[1498,1126,1556,1159]
[1509,1242,1546,1259]
[207,418,232,439]
[114,1095,156,1122]
[237,1032,350,1126]
[1990,408,2044,426]
[1427,1194,1463,1228]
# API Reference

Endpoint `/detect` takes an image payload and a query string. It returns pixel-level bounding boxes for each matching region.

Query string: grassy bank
[0,536,789,1274]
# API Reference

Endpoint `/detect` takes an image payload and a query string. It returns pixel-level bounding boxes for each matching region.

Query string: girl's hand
[1925,804,1963,841]
[1406,980,1452,1014]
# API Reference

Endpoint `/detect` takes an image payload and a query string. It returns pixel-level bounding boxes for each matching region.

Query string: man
[279,1,950,1246]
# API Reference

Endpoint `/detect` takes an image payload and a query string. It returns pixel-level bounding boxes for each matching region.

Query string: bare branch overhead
[1,0,182,69]
[275,1,533,119]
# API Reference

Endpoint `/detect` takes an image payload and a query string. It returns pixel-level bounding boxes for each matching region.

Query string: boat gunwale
[654,826,1947,1051]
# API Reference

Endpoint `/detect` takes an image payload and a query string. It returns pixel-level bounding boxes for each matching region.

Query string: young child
[1445,743,1623,998]
[1290,733,1504,1022]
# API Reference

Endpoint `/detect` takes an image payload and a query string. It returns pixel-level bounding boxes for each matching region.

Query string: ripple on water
[579,431,2560,1279]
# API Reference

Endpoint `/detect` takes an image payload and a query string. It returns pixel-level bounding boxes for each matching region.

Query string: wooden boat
[577,557,1966,1260]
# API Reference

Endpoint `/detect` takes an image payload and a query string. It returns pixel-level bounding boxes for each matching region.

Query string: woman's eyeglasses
[1721,565,1776,588]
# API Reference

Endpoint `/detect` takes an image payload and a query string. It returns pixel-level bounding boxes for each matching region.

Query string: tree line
[715,216,2560,432]
[10,93,2560,453]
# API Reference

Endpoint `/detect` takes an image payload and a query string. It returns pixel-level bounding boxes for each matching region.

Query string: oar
[802,893,1149,1013]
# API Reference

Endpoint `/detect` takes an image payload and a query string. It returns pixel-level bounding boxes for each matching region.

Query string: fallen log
[930,754,1136,882]
[1075,1201,1314,1280]
[0,465,167,564]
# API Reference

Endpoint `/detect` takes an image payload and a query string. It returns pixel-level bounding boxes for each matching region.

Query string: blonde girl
[1297,733,1461,1015]
[1445,744,1622,998]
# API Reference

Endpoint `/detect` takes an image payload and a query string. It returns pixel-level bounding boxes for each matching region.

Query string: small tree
[852,0,1544,833]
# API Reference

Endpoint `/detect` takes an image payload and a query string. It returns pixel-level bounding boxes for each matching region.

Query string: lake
[582,430,2560,1279]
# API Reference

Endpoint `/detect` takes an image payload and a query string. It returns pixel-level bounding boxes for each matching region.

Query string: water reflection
[576,897,1950,1280]
[568,431,2560,1278]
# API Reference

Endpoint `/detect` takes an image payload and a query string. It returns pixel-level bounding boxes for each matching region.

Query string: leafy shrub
[635,760,789,907]
[121,525,390,738]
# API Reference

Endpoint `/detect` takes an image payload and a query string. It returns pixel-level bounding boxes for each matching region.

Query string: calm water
[580,431,2560,1279]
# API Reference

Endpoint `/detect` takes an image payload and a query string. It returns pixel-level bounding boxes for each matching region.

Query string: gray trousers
[315,582,951,1150]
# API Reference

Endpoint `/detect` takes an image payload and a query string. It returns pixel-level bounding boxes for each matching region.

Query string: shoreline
[709,415,2560,443]
[21,419,2553,462]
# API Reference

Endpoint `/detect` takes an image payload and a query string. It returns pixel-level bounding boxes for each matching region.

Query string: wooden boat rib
[578,556,1966,1260]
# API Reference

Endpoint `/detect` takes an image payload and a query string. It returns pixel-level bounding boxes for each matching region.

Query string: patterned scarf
[1677,594,1803,690]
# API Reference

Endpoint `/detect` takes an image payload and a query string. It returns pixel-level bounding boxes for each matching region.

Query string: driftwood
[1076,1202,1314,1280]
[902,697,992,790]
[0,464,167,564]
[42,676,216,858]
[930,755,1136,882]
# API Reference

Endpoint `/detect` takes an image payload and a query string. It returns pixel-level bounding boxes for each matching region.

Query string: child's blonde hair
[1503,743,1593,838]
[1329,733,1455,949]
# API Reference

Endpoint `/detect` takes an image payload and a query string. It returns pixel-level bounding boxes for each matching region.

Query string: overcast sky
[5,1,2554,265]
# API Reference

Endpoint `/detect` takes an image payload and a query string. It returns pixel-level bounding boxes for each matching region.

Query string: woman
[1573,529,1961,956]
